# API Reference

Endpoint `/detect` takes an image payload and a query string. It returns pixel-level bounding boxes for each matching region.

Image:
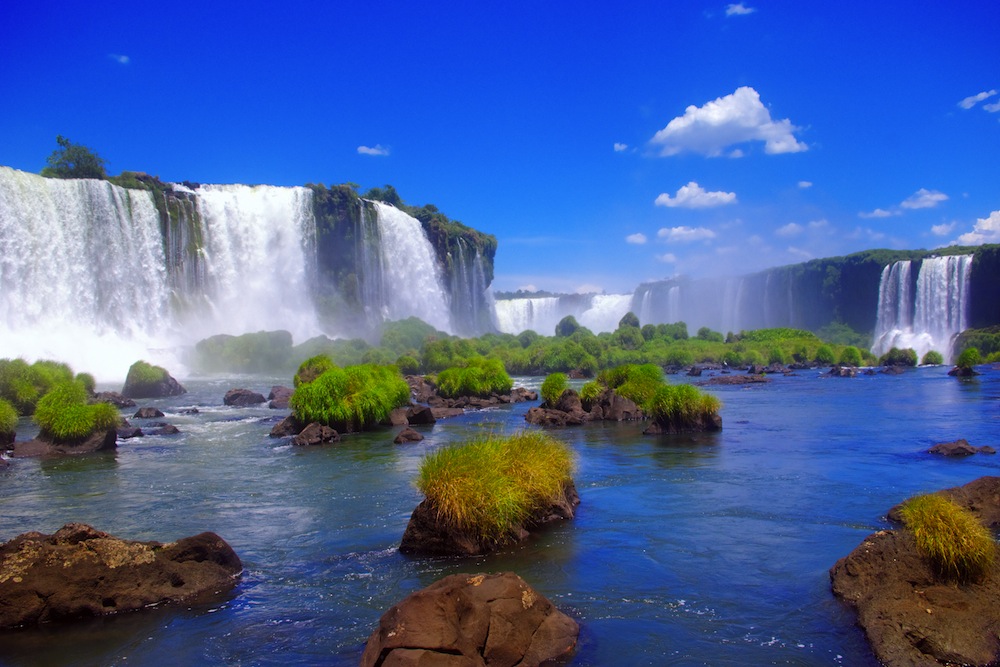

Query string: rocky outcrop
[393,427,424,444]
[826,366,858,378]
[267,386,292,409]
[223,388,266,407]
[133,407,164,419]
[360,572,578,667]
[291,422,340,446]
[0,523,242,629]
[525,387,644,427]
[12,429,117,458]
[928,439,996,457]
[831,477,1000,666]
[400,482,579,557]
[121,367,186,399]
[948,366,980,377]
[700,374,771,386]
[93,392,136,408]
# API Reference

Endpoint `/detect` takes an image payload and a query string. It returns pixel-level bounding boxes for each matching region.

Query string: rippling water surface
[2,368,999,666]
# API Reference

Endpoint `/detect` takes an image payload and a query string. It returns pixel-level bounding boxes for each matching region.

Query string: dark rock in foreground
[0,523,242,629]
[292,422,340,446]
[360,572,578,667]
[224,388,266,407]
[12,429,117,458]
[929,438,996,457]
[400,482,579,557]
[831,476,1000,666]
[134,407,164,419]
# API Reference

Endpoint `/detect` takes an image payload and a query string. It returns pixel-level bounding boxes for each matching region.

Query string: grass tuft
[899,493,996,582]
[435,357,513,398]
[416,431,574,546]
[33,380,120,442]
[540,372,568,406]
[289,362,410,432]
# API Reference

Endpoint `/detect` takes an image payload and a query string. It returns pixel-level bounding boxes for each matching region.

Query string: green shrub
[192,330,294,374]
[436,358,513,398]
[124,360,169,392]
[580,380,602,406]
[289,363,410,432]
[767,347,787,365]
[838,346,863,367]
[0,358,75,415]
[540,372,568,406]
[921,350,944,366]
[879,347,917,367]
[814,344,836,365]
[395,355,420,375]
[0,399,17,436]
[416,431,574,546]
[898,494,996,582]
[33,381,119,442]
[956,347,982,370]
[645,383,722,432]
[293,355,337,387]
[74,372,96,394]
[744,349,765,367]
[664,347,695,367]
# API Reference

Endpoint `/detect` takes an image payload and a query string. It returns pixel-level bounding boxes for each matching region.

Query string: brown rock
[405,405,436,425]
[360,572,578,667]
[0,523,241,629]
[133,407,164,419]
[267,386,293,409]
[269,414,302,438]
[393,427,424,444]
[223,388,266,407]
[12,429,117,458]
[292,422,340,446]
[928,439,995,457]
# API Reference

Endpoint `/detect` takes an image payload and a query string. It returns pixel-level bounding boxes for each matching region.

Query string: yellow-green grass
[289,363,410,432]
[33,380,119,442]
[645,383,722,429]
[435,357,513,398]
[540,372,568,406]
[416,431,574,546]
[0,398,17,435]
[899,493,996,582]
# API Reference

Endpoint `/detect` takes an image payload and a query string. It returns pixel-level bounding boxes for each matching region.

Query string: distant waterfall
[0,166,172,377]
[494,297,565,335]
[371,202,452,333]
[871,255,972,362]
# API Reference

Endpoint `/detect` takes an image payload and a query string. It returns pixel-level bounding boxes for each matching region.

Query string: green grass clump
[838,346,863,367]
[289,363,410,432]
[293,354,337,387]
[540,372,568,406]
[921,350,944,366]
[123,360,171,396]
[645,383,722,431]
[0,398,17,436]
[898,493,996,582]
[0,358,75,415]
[879,347,917,367]
[435,357,513,398]
[955,347,982,370]
[33,380,119,442]
[416,431,574,546]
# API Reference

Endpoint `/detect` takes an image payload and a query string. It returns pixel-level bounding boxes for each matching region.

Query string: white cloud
[984,101,1000,113]
[575,283,603,294]
[657,226,717,242]
[808,219,829,230]
[931,222,956,236]
[657,253,678,263]
[775,222,802,237]
[650,86,807,157]
[614,142,629,152]
[626,232,647,245]
[725,3,756,16]
[958,90,998,110]
[108,54,130,65]
[654,181,737,208]
[859,208,897,219]
[798,180,813,189]
[357,144,390,156]
[900,188,948,210]
[954,210,1000,245]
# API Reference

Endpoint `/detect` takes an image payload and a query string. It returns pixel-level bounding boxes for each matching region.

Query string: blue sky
[2,1,999,294]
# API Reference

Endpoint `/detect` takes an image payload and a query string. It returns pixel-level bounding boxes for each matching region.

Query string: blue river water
[1,366,998,666]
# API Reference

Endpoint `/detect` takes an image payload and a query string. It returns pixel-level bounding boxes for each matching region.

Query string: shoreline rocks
[361,572,578,667]
[0,523,242,629]
[928,438,996,457]
[11,429,117,458]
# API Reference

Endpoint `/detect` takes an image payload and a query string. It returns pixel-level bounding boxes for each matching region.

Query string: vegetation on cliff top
[416,431,574,546]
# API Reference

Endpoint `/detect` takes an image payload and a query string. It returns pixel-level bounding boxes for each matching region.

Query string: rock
[525,406,586,427]
[832,476,1000,666]
[223,388,266,407]
[0,523,242,629]
[928,438,995,457]
[148,424,180,436]
[12,429,117,458]
[400,482,579,557]
[687,366,703,377]
[133,407,164,419]
[880,365,907,375]
[93,391,136,408]
[360,572,578,667]
[179,407,200,415]
[267,386,293,409]
[393,427,424,444]
[826,365,857,378]
[510,387,539,402]
[405,405,436,425]
[291,422,339,446]
[117,426,144,439]
[268,415,302,438]
[406,375,437,404]
[121,366,186,399]
[1,430,13,450]
[430,407,464,420]
[701,374,770,386]
[387,407,409,426]
[948,366,980,377]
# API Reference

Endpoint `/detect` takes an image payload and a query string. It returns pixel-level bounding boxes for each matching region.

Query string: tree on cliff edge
[41,135,107,179]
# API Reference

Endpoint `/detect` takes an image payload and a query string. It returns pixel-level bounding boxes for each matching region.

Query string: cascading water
[449,240,495,336]
[871,255,972,362]
[578,294,633,332]
[493,297,565,335]
[0,167,172,378]
[370,202,452,333]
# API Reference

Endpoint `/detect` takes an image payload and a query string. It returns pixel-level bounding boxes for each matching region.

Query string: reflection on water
[1,367,998,665]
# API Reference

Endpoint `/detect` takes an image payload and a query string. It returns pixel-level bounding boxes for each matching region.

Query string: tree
[618,312,640,330]
[555,315,580,338]
[40,135,108,179]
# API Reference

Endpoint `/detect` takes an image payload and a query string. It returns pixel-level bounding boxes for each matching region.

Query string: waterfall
[371,202,452,333]
[494,297,565,335]
[871,256,972,362]
[578,294,633,332]
[448,240,494,336]
[0,167,172,378]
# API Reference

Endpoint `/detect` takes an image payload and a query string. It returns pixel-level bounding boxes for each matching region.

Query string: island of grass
[11,379,120,456]
[122,360,186,399]
[400,431,579,556]
[287,359,410,434]
[434,357,513,398]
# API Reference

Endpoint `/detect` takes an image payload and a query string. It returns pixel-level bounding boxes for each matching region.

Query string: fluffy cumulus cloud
[931,222,957,237]
[775,222,802,237]
[725,3,756,16]
[859,208,897,219]
[900,188,948,209]
[650,87,807,157]
[357,144,390,156]
[955,210,1000,245]
[626,232,647,244]
[654,181,737,208]
[958,90,998,110]
[657,226,717,242]
[614,142,629,152]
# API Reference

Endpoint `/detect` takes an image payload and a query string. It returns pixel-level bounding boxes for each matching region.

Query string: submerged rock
[831,476,1000,666]
[223,388,266,407]
[360,572,578,667]
[0,523,242,629]
[292,422,339,446]
[928,439,995,457]
[393,427,424,444]
[133,407,165,419]
[12,429,117,458]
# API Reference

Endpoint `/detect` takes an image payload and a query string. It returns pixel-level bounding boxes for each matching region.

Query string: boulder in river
[223,388,266,407]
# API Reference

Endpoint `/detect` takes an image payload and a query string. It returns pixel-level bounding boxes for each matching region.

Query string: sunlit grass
[899,493,996,582]
[416,431,574,546]
[289,362,410,432]
[33,380,119,442]
[435,357,513,398]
